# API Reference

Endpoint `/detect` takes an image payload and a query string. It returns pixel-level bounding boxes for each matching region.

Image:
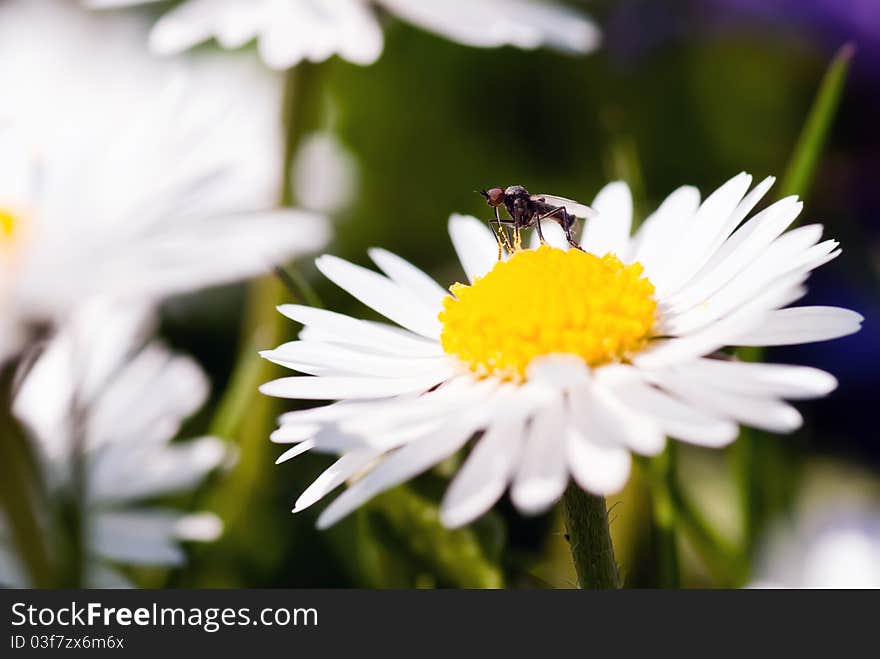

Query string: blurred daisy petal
[89,0,599,68]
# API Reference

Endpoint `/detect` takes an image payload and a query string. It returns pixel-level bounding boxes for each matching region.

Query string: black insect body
[479,185,596,258]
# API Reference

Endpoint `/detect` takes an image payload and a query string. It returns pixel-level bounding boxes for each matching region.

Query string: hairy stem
[562,485,620,589]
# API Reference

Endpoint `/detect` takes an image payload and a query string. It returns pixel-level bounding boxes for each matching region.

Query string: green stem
[732,427,762,557]
[0,365,55,587]
[562,485,620,589]
[59,405,88,587]
[648,446,680,588]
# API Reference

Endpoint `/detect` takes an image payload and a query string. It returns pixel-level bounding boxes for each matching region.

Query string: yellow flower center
[0,208,17,242]
[439,246,657,380]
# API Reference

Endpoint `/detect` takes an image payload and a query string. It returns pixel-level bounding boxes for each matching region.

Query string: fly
[479,185,596,258]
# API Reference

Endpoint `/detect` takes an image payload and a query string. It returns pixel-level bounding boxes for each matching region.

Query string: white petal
[273,416,378,455]
[270,423,320,444]
[440,417,526,528]
[569,385,666,456]
[213,1,265,49]
[261,341,448,378]
[316,420,480,529]
[87,343,209,452]
[368,247,449,310]
[448,213,498,283]
[631,185,701,270]
[673,359,838,400]
[527,354,592,389]
[660,264,809,336]
[257,0,383,68]
[511,398,568,515]
[148,0,215,54]
[635,278,802,369]
[294,450,379,513]
[278,399,380,426]
[89,510,190,566]
[647,371,802,433]
[732,307,864,346]
[377,0,600,54]
[277,304,442,357]
[650,172,753,297]
[276,440,315,464]
[259,370,451,400]
[12,301,157,462]
[133,210,329,299]
[599,367,739,447]
[696,175,777,267]
[662,196,804,313]
[174,512,223,542]
[337,377,498,443]
[566,426,631,496]
[88,437,227,504]
[314,382,523,527]
[316,255,442,338]
[582,181,632,257]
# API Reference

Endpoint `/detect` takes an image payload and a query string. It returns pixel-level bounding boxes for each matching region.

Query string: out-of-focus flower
[259,173,862,529]
[0,301,229,587]
[87,0,601,69]
[292,132,360,215]
[753,504,880,589]
[0,1,330,362]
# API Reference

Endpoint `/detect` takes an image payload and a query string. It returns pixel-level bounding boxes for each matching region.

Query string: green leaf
[779,43,855,200]
[0,365,55,587]
[365,485,505,589]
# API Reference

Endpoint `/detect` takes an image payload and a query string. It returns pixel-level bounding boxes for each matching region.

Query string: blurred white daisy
[87,0,601,69]
[0,301,228,588]
[752,507,880,589]
[0,1,330,362]
[259,173,862,529]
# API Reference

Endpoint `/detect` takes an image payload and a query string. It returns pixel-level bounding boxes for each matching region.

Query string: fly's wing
[532,194,597,219]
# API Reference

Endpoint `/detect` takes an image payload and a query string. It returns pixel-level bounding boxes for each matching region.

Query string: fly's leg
[533,209,547,245]
[563,212,585,251]
[512,204,525,252]
[489,207,513,259]
[536,206,584,251]
[489,219,511,259]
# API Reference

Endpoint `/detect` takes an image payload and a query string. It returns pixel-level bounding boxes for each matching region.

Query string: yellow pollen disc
[439,246,658,380]
[0,208,17,241]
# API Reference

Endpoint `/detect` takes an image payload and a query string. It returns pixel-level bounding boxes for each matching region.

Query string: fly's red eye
[487,188,505,206]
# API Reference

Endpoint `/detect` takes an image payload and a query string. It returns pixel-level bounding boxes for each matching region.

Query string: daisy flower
[259,173,863,529]
[0,1,329,362]
[0,301,228,588]
[86,0,601,70]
